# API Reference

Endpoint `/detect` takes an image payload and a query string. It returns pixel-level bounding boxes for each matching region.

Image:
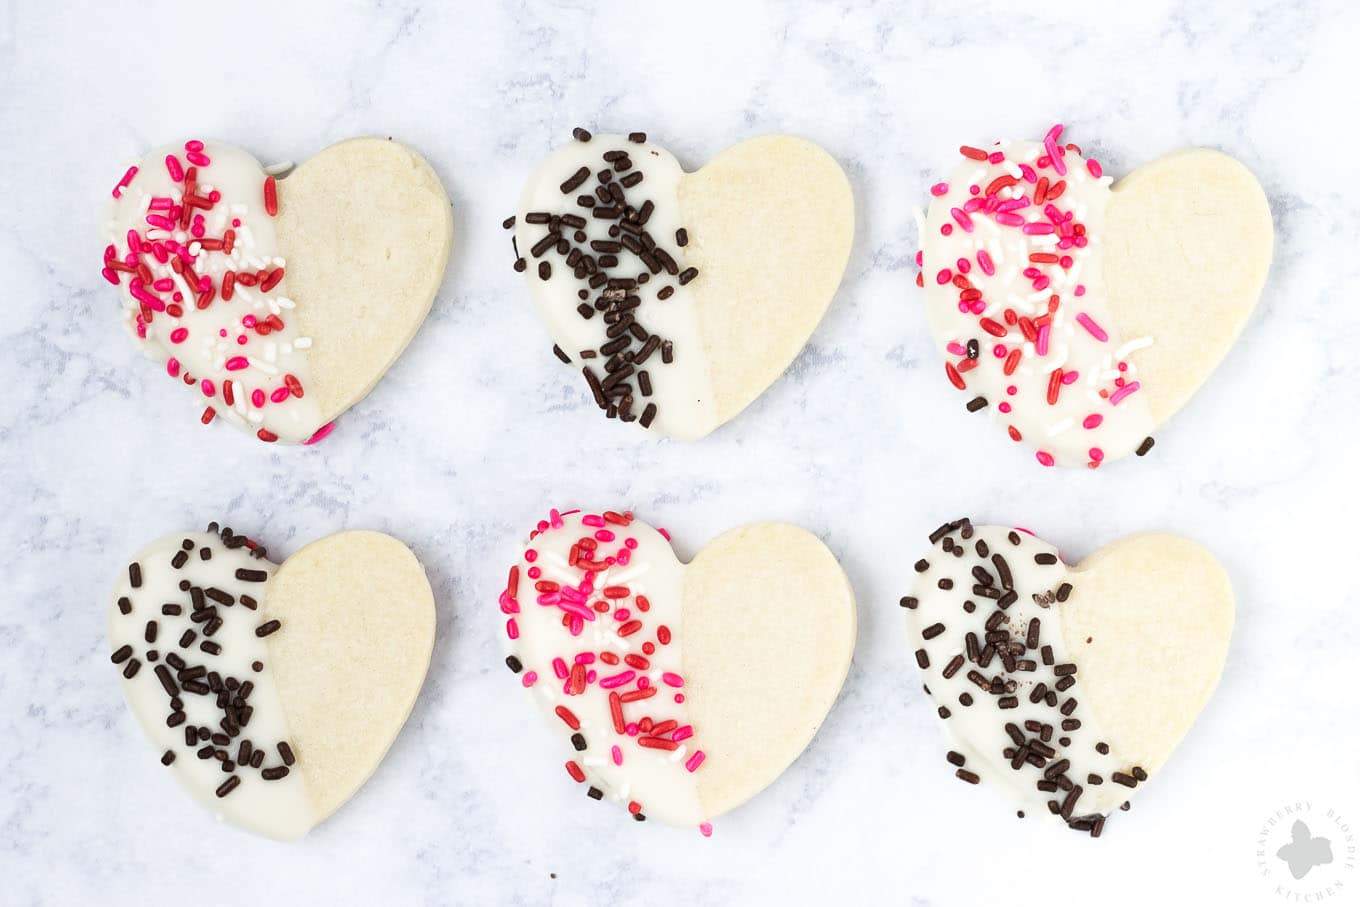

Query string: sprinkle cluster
[500,508,709,831]
[103,140,331,444]
[917,125,1155,468]
[505,128,697,430]
[904,518,1150,837]
[111,523,296,797]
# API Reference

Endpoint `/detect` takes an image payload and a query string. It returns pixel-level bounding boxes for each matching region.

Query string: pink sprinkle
[166,358,180,378]
[111,165,138,199]
[594,529,615,542]
[498,590,519,614]
[153,278,174,292]
[1087,159,1103,178]
[522,670,537,688]
[574,653,595,665]
[994,212,1025,227]
[930,182,949,196]
[164,154,184,182]
[1032,276,1050,291]
[1061,370,1079,385]
[624,537,638,549]
[1083,414,1103,429]
[270,387,290,404]
[685,751,706,773]
[1043,124,1067,176]
[1036,451,1055,467]
[250,389,266,408]
[169,327,188,344]
[200,379,215,398]
[956,257,971,275]
[185,140,204,153]
[673,725,694,742]
[101,268,119,285]
[1075,312,1108,341]
[1089,447,1105,461]
[1018,163,1038,183]
[946,342,967,357]
[185,151,210,167]
[998,402,1012,414]
[306,424,337,448]
[662,672,684,687]
[936,268,952,285]
[949,208,974,232]
[582,514,605,527]
[1074,284,1085,296]
[1109,381,1141,405]
[552,657,569,679]
[658,528,671,541]
[977,249,995,276]
[525,549,538,563]
[506,618,519,640]
[1022,222,1055,235]
[224,356,248,371]
[987,151,1005,164]
[700,822,713,837]
[1036,323,1051,356]
[611,746,623,766]
[144,214,176,231]
[600,671,636,689]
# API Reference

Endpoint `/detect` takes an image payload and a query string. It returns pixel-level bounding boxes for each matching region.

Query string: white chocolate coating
[904,522,1145,827]
[103,142,323,443]
[515,136,717,440]
[501,509,705,826]
[920,132,1156,468]
[109,531,315,840]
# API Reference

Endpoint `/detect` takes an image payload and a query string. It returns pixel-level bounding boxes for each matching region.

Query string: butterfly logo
[1276,820,1334,880]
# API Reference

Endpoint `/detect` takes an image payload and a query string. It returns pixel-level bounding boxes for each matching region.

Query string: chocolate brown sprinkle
[234,568,267,583]
[255,620,281,638]
[1136,436,1155,456]
[129,562,142,588]
[278,742,295,766]
[215,777,240,798]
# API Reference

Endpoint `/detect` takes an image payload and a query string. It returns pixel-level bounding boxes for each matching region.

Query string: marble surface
[2,0,1358,904]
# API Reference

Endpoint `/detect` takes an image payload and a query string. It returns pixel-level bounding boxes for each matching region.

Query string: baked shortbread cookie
[508,129,854,439]
[916,125,1272,468]
[498,508,856,831]
[109,524,436,839]
[102,137,453,444]
[902,518,1233,836]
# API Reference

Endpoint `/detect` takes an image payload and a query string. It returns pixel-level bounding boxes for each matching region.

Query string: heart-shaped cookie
[101,137,453,444]
[902,519,1233,836]
[508,130,854,439]
[109,524,435,839]
[498,508,856,829]
[917,124,1272,468]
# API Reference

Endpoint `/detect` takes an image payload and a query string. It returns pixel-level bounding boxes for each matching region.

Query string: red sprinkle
[264,176,278,216]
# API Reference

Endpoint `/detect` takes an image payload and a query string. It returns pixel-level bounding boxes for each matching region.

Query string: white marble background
[2,0,1357,903]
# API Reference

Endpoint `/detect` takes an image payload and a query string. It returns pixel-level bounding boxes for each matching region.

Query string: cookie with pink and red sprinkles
[499,508,855,830]
[916,125,1272,468]
[102,137,453,444]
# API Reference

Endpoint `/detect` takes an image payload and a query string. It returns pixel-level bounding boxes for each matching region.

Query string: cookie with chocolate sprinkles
[902,521,1234,836]
[109,526,436,839]
[511,131,852,440]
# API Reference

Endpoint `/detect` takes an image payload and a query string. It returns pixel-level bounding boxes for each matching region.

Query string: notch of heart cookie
[109,525,436,839]
[498,508,856,829]
[510,131,854,440]
[917,124,1273,468]
[102,137,453,444]
[903,519,1233,836]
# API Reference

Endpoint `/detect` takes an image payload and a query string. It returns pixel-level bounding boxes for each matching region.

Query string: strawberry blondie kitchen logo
[1257,800,1355,901]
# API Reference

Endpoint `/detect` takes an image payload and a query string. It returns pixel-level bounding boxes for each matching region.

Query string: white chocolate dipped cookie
[902,518,1233,836]
[498,508,856,831]
[916,125,1272,468]
[109,524,435,839]
[508,128,854,439]
[102,137,453,444]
